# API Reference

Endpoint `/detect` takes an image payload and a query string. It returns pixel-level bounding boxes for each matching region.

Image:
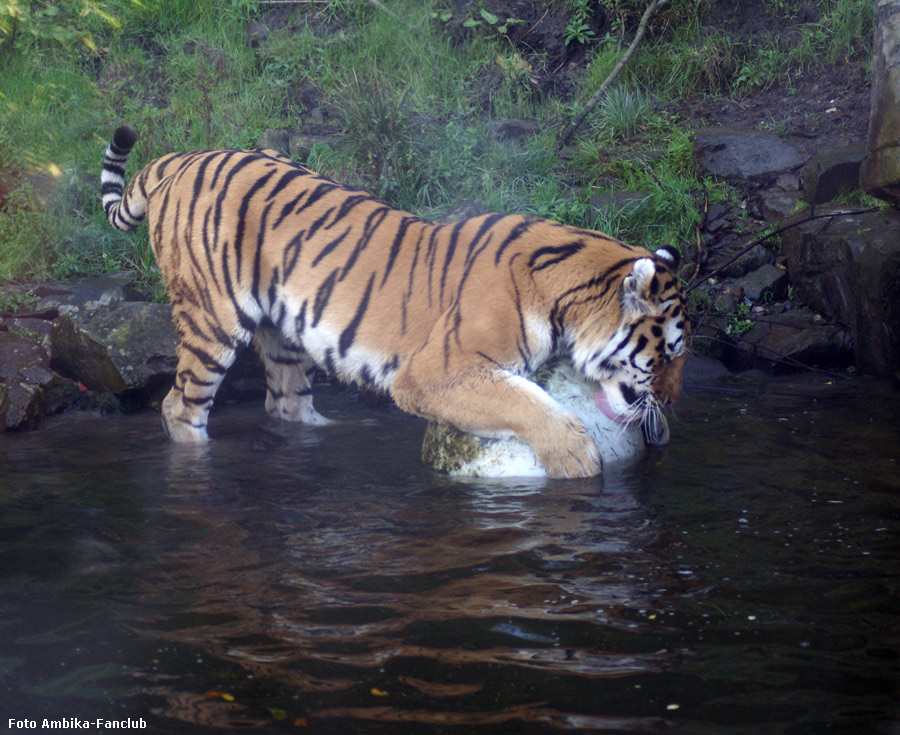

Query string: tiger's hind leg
[254,326,331,425]
[162,337,240,443]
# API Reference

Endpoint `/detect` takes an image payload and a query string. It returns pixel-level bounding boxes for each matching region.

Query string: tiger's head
[568,245,689,446]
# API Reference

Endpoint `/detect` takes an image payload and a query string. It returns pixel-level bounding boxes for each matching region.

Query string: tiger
[100,125,688,478]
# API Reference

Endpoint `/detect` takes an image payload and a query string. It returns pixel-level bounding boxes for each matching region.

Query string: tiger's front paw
[532,418,602,479]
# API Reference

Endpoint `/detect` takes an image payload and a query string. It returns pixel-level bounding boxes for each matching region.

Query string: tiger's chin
[592,383,670,447]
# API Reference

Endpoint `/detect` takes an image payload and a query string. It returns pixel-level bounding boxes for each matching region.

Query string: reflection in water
[0,376,898,733]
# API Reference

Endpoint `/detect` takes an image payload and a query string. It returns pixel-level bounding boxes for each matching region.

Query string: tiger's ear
[621,258,659,317]
[654,245,680,271]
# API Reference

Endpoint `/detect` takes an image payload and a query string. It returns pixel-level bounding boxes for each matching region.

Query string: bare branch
[557,0,670,149]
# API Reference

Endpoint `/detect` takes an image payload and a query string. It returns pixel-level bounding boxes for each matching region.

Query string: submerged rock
[421,361,648,478]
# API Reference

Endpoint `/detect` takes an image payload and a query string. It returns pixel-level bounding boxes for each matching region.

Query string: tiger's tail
[101,125,145,232]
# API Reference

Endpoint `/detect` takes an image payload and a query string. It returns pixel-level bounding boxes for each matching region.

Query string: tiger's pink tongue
[594,387,633,424]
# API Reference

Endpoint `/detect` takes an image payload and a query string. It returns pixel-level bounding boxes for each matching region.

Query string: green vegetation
[0,0,873,288]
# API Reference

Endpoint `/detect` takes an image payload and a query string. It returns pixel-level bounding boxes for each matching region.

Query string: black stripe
[339,207,389,280]
[381,216,416,287]
[265,167,305,201]
[219,234,258,335]
[234,170,275,282]
[629,334,649,363]
[493,217,536,265]
[339,273,375,357]
[465,214,504,265]
[209,150,242,190]
[181,341,229,374]
[282,229,306,279]
[312,269,339,327]
[251,200,275,308]
[311,225,351,267]
[528,241,585,271]
[306,206,334,240]
[439,220,466,306]
[332,193,373,221]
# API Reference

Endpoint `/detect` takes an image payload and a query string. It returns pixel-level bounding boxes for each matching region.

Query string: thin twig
[686,206,880,293]
[556,0,670,149]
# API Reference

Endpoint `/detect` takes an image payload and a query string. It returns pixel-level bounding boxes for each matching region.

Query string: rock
[759,188,801,223]
[861,0,900,204]
[693,126,805,180]
[51,302,178,393]
[1,317,53,351]
[33,271,145,314]
[702,202,731,233]
[589,191,650,218]
[488,119,540,142]
[256,129,292,157]
[289,134,333,161]
[738,263,788,302]
[438,199,487,223]
[705,240,773,279]
[726,307,852,372]
[776,173,801,191]
[421,360,647,478]
[243,20,269,48]
[782,208,900,378]
[0,332,76,430]
[800,143,866,204]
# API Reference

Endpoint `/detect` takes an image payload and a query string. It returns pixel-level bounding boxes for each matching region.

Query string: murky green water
[1,372,898,734]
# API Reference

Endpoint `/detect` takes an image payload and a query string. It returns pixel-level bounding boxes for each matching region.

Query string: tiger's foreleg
[254,327,331,425]
[392,354,602,479]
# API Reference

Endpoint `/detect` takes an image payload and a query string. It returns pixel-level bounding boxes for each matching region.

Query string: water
[1,373,898,734]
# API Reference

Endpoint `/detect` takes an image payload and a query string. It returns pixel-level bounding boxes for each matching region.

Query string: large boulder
[801,144,867,205]
[51,302,178,393]
[782,208,900,379]
[724,307,852,373]
[693,126,805,181]
[0,332,76,430]
[861,0,900,204]
[421,360,648,478]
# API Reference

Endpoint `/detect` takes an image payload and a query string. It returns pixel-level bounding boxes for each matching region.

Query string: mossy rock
[422,360,649,478]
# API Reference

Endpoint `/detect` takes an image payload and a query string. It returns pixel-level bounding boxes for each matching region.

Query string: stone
[759,188,801,223]
[288,134,334,161]
[782,208,900,378]
[0,332,75,430]
[421,360,647,478]
[800,144,866,204]
[693,126,805,180]
[861,0,900,204]
[776,173,801,191]
[487,119,540,142]
[705,240,773,279]
[256,129,291,157]
[726,307,852,373]
[51,302,178,393]
[243,20,269,48]
[33,271,145,314]
[738,263,789,302]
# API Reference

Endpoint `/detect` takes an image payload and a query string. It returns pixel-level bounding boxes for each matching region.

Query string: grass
[0,0,874,288]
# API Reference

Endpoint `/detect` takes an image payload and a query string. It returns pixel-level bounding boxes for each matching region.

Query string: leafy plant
[564,0,596,46]
[726,301,754,336]
[462,8,525,35]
